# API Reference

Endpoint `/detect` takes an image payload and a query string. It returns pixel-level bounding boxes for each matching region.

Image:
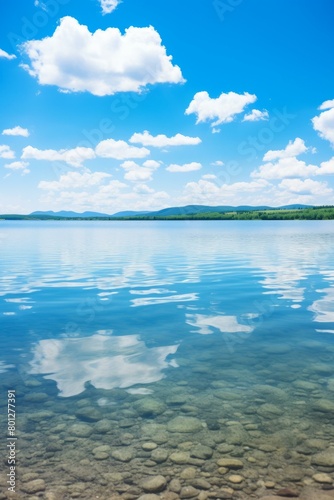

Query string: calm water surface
[1,220,334,499]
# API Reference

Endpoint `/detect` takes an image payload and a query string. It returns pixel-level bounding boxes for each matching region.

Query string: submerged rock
[253,384,288,402]
[24,392,49,402]
[169,451,190,464]
[167,416,203,433]
[313,399,334,413]
[151,448,169,463]
[179,486,200,498]
[217,458,244,469]
[21,479,46,494]
[190,444,213,459]
[134,398,166,417]
[140,475,167,493]
[311,448,334,467]
[293,380,319,391]
[312,473,333,484]
[112,447,135,462]
[94,418,113,433]
[310,363,334,375]
[75,406,101,422]
[68,423,92,438]
[257,403,284,417]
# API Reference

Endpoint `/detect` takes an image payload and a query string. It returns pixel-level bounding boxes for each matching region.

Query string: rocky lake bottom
[1,336,334,500]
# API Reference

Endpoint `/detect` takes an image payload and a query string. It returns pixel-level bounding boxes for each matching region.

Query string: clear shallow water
[1,220,334,498]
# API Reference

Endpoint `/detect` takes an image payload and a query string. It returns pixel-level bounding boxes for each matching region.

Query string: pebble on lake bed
[140,475,167,493]
[312,473,333,484]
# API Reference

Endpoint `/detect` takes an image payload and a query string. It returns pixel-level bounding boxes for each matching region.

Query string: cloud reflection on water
[29,331,179,397]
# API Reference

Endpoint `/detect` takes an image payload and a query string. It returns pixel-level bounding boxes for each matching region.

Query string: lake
[1,220,334,499]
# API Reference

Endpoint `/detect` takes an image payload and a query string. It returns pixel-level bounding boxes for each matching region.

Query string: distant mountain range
[30,210,111,218]
[30,204,313,218]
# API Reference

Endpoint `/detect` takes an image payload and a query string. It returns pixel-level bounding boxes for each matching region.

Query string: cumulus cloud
[120,159,159,182]
[133,184,154,194]
[263,138,309,162]
[38,171,112,191]
[252,157,318,180]
[180,178,270,205]
[96,139,150,159]
[39,177,169,213]
[0,48,16,60]
[129,130,201,147]
[22,145,96,167]
[211,160,224,167]
[252,138,334,179]
[142,160,160,169]
[243,109,269,122]
[100,0,121,14]
[2,126,30,137]
[279,178,332,196]
[319,100,334,111]
[21,17,185,96]
[166,162,202,173]
[4,161,29,171]
[0,145,15,159]
[317,157,334,175]
[312,99,334,147]
[185,90,257,127]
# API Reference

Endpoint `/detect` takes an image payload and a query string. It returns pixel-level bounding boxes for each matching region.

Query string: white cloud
[100,0,121,14]
[211,160,224,167]
[38,171,112,191]
[319,99,334,111]
[2,126,30,137]
[0,48,16,60]
[0,145,15,159]
[317,157,334,175]
[120,160,158,182]
[96,139,150,159]
[178,178,273,207]
[185,90,257,127]
[4,161,29,171]
[166,162,202,173]
[98,180,128,193]
[252,156,318,180]
[312,100,334,147]
[202,174,217,180]
[133,184,154,194]
[22,145,95,167]
[124,169,152,182]
[279,178,332,196]
[252,138,334,179]
[263,138,308,162]
[243,109,269,122]
[21,17,185,96]
[129,130,201,147]
[142,160,160,169]
[39,179,169,213]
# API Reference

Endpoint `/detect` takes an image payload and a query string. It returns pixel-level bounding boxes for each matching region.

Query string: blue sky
[0,0,334,214]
